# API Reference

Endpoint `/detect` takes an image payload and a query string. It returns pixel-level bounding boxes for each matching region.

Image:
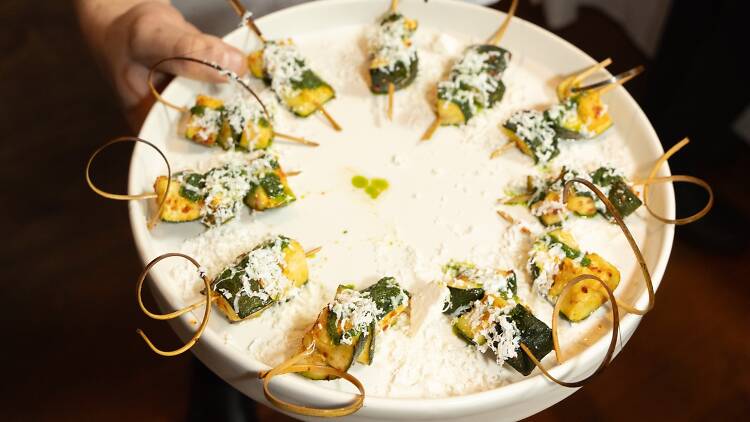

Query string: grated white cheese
[328,289,379,345]
[369,14,417,72]
[262,41,308,99]
[527,239,566,297]
[466,299,520,363]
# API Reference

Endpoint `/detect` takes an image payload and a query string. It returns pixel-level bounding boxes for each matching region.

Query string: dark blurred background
[1,0,748,421]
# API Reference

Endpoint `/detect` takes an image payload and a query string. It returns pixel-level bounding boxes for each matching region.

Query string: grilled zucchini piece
[549,252,620,322]
[453,298,553,376]
[300,307,358,380]
[503,110,560,164]
[444,286,485,316]
[436,45,510,126]
[248,41,336,117]
[529,191,565,226]
[153,175,202,222]
[354,323,376,365]
[504,304,554,376]
[218,112,274,152]
[180,95,224,146]
[299,278,409,379]
[244,165,295,211]
[211,236,308,322]
[566,193,597,217]
[369,13,419,93]
[591,167,642,218]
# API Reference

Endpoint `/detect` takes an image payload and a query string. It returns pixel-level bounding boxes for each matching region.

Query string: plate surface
[131,0,674,420]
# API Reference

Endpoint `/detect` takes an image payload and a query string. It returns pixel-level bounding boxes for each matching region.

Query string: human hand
[76,0,247,127]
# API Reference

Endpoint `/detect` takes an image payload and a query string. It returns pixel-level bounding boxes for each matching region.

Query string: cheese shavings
[262,40,308,98]
[328,289,379,345]
[466,298,520,363]
[370,13,417,73]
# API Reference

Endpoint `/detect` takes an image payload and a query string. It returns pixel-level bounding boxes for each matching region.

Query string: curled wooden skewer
[259,344,365,417]
[487,0,519,46]
[136,253,215,357]
[136,246,320,357]
[85,136,170,229]
[521,273,619,387]
[636,138,714,225]
[148,56,317,147]
[562,178,655,315]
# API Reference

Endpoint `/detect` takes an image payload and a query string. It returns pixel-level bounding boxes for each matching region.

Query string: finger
[128,9,246,82]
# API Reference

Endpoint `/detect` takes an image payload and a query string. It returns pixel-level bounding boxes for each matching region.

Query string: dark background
[1,0,748,421]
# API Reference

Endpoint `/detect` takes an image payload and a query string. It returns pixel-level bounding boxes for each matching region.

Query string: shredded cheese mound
[443,261,512,296]
[370,14,417,72]
[192,107,222,141]
[328,289,379,345]
[262,41,309,98]
[506,109,558,163]
[240,236,292,302]
[223,93,269,149]
[527,238,567,297]
[466,299,520,363]
[438,46,509,114]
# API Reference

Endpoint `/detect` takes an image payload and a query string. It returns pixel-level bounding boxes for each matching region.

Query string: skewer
[148,56,319,147]
[490,141,514,159]
[389,0,399,14]
[86,136,303,230]
[135,245,322,356]
[487,0,519,46]
[387,83,395,120]
[571,58,612,88]
[315,102,343,131]
[228,0,341,132]
[420,116,440,141]
[227,0,266,42]
[572,65,645,95]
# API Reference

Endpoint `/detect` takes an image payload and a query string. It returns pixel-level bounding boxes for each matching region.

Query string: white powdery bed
[167,24,648,399]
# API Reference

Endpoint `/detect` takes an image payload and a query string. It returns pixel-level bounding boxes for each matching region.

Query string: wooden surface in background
[0,1,747,421]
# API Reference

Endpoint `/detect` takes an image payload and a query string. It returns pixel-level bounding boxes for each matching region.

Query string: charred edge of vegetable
[370,57,419,94]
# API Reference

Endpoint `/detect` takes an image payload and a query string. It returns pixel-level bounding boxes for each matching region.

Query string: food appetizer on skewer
[86,137,297,229]
[494,60,644,162]
[134,235,318,356]
[259,277,410,416]
[527,229,620,322]
[421,0,518,140]
[228,0,342,130]
[154,152,295,226]
[441,261,554,375]
[505,166,642,226]
[368,0,419,119]
[148,56,318,151]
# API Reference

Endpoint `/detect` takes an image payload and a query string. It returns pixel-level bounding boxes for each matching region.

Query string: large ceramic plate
[130,0,674,420]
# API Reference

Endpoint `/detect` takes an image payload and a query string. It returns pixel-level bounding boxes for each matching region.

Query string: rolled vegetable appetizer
[546,91,612,141]
[503,109,560,164]
[153,153,295,226]
[441,261,553,376]
[528,229,620,322]
[437,45,510,126]
[180,94,273,151]
[505,166,642,226]
[247,40,335,118]
[369,12,419,94]
[211,235,309,321]
[297,277,410,380]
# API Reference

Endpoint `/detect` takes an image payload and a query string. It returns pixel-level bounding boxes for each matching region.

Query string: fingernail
[224,50,247,76]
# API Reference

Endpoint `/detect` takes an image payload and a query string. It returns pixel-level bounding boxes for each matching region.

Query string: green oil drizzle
[351,175,389,199]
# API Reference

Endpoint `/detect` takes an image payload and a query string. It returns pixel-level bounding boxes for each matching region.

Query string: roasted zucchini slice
[503,110,560,164]
[248,40,336,117]
[549,252,620,321]
[529,229,621,321]
[591,167,642,218]
[299,278,409,379]
[217,97,274,152]
[244,165,296,211]
[211,236,308,322]
[453,297,553,376]
[153,175,203,222]
[180,95,224,146]
[443,261,517,315]
[436,45,510,126]
[369,13,419,93]
[300,307,358,380]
